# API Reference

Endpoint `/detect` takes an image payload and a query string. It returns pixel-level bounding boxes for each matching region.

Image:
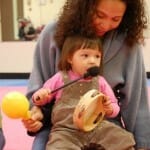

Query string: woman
[0,110,5,150]
[23,0,150,149]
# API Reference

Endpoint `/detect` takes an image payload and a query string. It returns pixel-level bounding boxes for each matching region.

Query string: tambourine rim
[73,89,105,131]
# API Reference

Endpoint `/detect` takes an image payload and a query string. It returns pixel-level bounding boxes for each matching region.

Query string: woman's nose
[101,21,112,31]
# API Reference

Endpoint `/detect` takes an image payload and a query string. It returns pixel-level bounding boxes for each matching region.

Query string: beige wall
[144,0,150,37]
[0,9,1,41]
[23,0,66,28]
[142,39,150,72]
[0,41,36,73]
[0,0,150,73]
[0,0,150,40]
[0,0,66,41]
[0,39,150,73]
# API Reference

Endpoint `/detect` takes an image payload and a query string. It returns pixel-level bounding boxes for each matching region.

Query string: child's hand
[22,106,43,132]
[102,96,113,117]
[32,88,51,106]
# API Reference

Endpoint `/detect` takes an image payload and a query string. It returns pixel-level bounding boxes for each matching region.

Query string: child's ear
[67,57,72,64]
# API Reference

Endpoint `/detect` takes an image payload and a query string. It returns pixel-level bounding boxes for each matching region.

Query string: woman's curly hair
[54,0,147,49]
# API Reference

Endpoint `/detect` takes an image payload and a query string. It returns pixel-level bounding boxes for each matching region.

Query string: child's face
[68,48,101,76]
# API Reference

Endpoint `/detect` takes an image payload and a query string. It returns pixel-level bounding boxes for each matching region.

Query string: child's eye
[96,55,101,58]
[82,54,88,57]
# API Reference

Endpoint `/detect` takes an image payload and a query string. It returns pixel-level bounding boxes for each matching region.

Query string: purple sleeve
[99,76,120,118]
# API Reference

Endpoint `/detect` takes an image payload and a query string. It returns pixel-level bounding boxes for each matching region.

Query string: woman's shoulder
[38,21,57,40]
[43,21,57,32]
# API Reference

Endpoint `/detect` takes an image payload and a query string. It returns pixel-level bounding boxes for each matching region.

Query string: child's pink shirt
[43,70,120,118]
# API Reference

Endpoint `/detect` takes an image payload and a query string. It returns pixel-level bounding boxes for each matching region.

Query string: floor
[0,79,34,150]
[0,79,150,150]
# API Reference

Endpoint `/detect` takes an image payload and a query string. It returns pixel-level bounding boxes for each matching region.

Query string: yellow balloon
[1,91,30,119]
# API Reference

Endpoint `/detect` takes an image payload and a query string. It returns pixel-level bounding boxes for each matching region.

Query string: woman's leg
[32,128,50,150]
[0,129,5,150]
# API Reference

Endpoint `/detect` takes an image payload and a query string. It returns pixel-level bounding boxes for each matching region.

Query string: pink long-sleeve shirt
[43,70,120,118]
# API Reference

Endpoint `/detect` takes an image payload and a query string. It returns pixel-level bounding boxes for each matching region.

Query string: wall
[0,39,150,74]
[0,9,1,41]
[142,39,150,72]
[0,0,150,41]
[23,0,66,28]
[0,41,36,73]
[0,0,66,41]
[144,0,150,37]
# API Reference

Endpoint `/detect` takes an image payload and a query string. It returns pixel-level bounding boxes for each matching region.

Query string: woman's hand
[22,106,43,132]
[102,96,113,116]
[32,88,51,106]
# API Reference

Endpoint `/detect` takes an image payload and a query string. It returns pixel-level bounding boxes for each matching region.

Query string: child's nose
[89,57,96,64]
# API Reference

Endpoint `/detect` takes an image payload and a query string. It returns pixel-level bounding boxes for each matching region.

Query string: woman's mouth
[96,30,106,36]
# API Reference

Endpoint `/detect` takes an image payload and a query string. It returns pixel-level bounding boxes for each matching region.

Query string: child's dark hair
[58,35,103,71]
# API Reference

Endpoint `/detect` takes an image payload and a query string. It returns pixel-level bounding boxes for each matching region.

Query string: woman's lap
[0,129,5,150]
[32,128,50,150]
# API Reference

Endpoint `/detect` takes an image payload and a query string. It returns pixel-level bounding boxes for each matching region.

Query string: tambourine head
[73,89,106,132]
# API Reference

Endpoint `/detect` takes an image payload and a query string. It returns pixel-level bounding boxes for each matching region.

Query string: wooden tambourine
[73,89,106,132]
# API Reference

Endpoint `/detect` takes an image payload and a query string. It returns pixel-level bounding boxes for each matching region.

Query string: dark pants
[0,129,5,150]
[32,128,49,150]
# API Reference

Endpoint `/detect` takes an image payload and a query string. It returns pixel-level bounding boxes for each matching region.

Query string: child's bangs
[81,39,99,50]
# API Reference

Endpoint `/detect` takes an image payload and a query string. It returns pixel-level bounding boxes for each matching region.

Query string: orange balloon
[1,91,31,119]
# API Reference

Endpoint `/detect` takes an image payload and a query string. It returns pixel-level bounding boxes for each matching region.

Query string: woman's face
[92,0,127,36]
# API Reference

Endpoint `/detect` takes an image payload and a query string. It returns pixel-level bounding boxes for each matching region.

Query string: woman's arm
[24,21,61,134]
[123,46,150,149]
